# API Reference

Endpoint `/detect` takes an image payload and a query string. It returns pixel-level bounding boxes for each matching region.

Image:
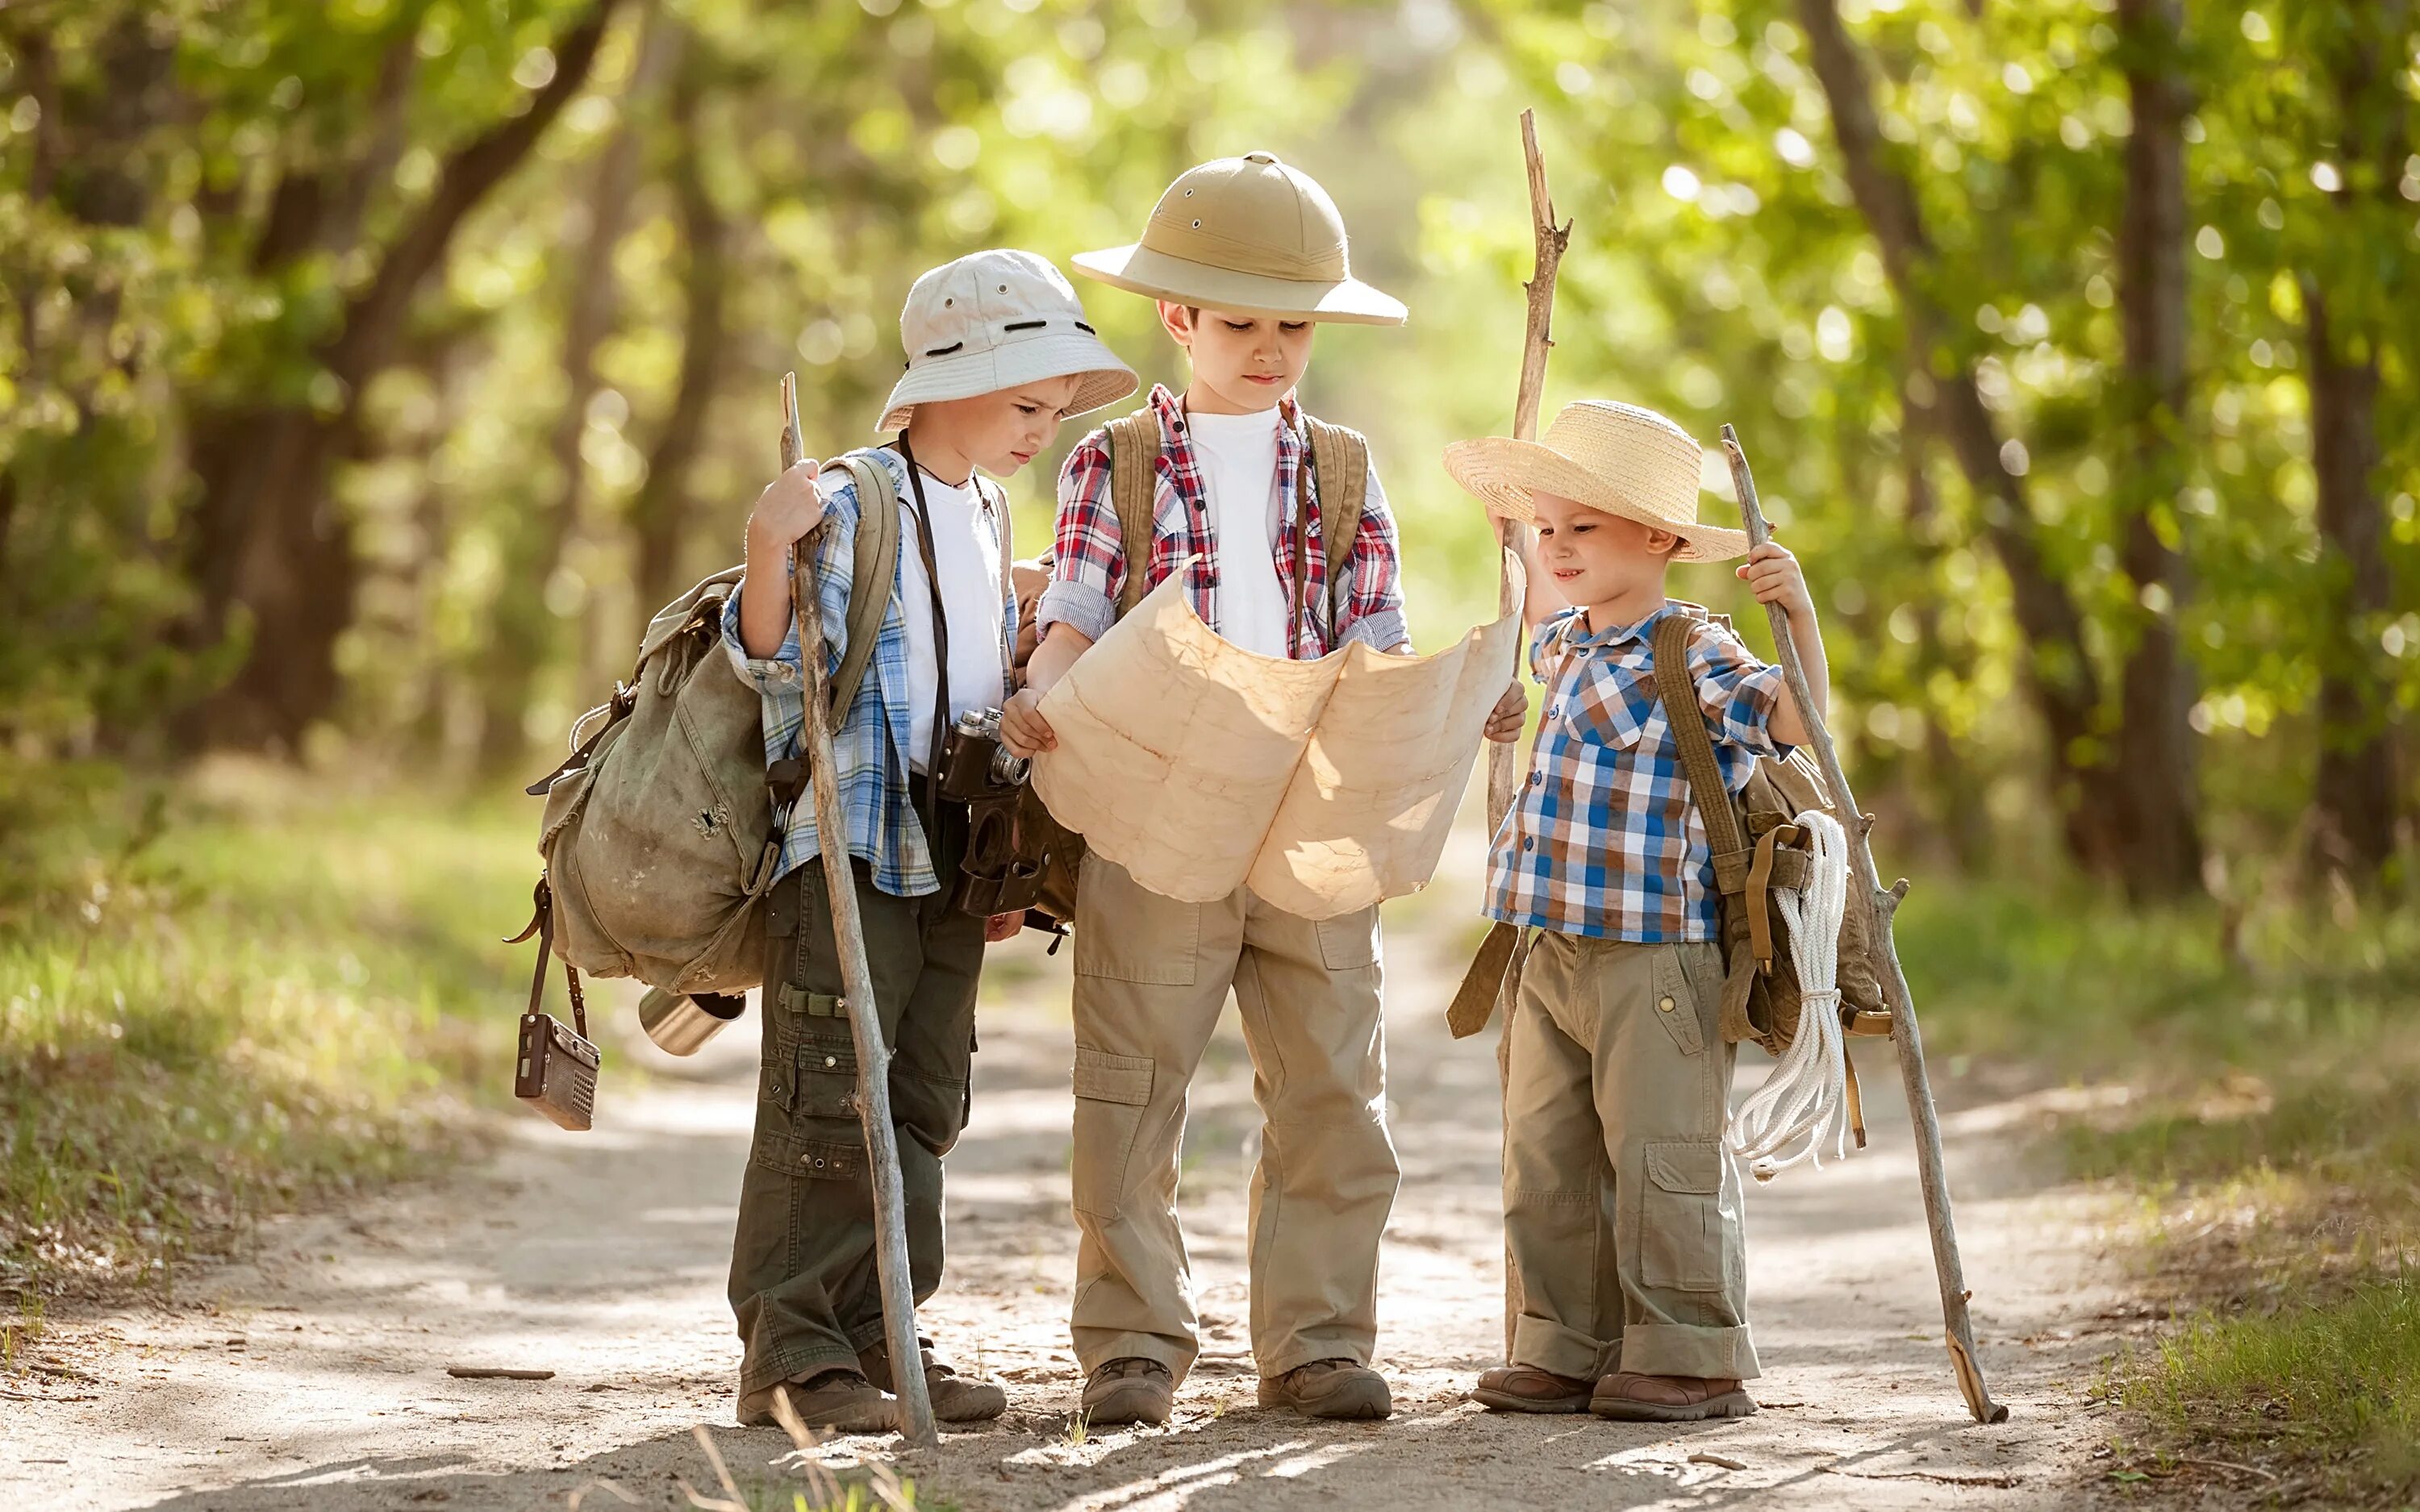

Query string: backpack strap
[1300,416,1369,639]
[1104,410,1162,619]
[826,452,903,720]
[1650,610,1778,973]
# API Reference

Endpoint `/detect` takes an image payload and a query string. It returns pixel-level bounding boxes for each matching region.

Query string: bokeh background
[4,0,2418,1485]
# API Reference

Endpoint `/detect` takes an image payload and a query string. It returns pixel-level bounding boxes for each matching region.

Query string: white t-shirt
[895,467,1008,773]
[1186,406,1289,660]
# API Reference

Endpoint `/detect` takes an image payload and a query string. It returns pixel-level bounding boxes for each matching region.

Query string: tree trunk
[184,2,619,752]
[1795,0,2115,870]
[477,3,673,773]
[2305,289,2396,881]
[628,45,729,617]
[2111,0,2205,898]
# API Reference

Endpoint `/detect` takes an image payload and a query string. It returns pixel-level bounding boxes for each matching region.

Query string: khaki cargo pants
[1068,853,1399,1383]
[1503,929,1760,1382]
[727,801,983,1399]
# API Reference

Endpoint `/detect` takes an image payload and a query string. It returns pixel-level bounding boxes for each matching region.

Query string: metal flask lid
[639,985,747,1056]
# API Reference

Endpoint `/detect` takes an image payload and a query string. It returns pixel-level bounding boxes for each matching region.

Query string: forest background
[3,0,2416,1500]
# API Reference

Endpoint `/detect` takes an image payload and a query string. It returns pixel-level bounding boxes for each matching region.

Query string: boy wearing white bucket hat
[995,152,1527,1428]
[1441,399,1830,1422]
[723,248,1134,1432]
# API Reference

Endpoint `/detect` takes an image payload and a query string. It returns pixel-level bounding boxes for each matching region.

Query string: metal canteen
[638,986,746,1056]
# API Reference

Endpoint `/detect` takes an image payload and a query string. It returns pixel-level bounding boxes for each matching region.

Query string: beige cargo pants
[1503,930,1760,1382]
[1067,853,1399,1383]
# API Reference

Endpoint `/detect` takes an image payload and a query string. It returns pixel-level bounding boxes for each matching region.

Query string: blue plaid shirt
[721,446,1015,898]
[1485,603,1788,941]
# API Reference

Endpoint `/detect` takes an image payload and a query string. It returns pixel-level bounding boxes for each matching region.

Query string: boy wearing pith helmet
[1442,400,1830,1422]
[999,152,1529,1427]
[725,249,1134,1432]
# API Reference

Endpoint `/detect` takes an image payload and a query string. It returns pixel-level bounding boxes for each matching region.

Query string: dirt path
[9,831,2143,1511]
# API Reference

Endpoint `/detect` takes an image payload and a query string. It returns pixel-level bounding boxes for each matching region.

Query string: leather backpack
[522,452,902,995]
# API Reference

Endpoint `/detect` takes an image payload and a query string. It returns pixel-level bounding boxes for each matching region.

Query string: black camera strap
[894,431,953,844]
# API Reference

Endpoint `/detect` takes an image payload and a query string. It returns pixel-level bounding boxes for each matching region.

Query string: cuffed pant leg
[1501,932,1620,1382]
[1066,854,1245,1382]
[1229,897,1399,1378]
[1597,940,1759,1381]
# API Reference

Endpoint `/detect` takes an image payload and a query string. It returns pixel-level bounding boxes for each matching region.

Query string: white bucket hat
[877,249,1137,434]
[1442,400,1750,563]
[1072,152,1407,326]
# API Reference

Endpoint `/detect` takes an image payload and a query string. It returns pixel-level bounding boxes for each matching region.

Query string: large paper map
[1031,562,1522,919]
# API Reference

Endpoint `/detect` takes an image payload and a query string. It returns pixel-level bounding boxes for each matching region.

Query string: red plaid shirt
[1034,384,1409,659]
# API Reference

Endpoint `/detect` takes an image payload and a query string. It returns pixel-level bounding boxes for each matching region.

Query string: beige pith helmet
[1072,152,1408,326]
[1442,400,1750,563]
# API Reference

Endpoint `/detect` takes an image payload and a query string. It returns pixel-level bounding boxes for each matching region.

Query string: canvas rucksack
[522,452,903,996]
[1648,608,1894,1138]
[1023,406,1374,928]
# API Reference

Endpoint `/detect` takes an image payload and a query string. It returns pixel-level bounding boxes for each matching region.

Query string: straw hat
[878,249,1137,433]
[1071,152,1407,326]
[1442,400,1749,563]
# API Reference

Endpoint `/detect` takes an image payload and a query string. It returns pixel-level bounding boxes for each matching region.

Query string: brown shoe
[1258,1358,1392,1420]
[1471,1364,1592,1414]
[1590,1371,1757,1422]
[1081,1357,1174,1427]
[736,1368,898,1433]
[858,1338,1006,1422]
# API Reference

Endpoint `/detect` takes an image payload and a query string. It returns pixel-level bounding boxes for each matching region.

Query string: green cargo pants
[727,799,984,1398]
[1502,930,1760,1382]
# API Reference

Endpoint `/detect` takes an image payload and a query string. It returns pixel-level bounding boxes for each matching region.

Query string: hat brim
[878,329,1139,434]
[1070,244,1407,326]
[1441,435,1750,563]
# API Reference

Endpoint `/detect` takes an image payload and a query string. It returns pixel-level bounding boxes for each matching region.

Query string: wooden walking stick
[1719,423,2008,1426]
[1491,107,1570,1355]
[779,372,939,1447]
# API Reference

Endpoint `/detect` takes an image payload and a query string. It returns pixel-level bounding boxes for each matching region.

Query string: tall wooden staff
[1492,108,1570,1354]
[780,373,939,1447]
[1720,425,2007,1426]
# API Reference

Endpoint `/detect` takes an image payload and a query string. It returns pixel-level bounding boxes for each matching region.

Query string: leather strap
[1843,1048,1867,1150]
[507,877,587,1041]
[894,432,953,841]
[1300,416,1368,643]
[1743,823,1799,972]
[1104,410,1162,619]
[1650,610,1754,874]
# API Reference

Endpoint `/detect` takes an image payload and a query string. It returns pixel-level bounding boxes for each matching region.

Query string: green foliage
[0,767,529,1302]
[2122,1277,2420,1495]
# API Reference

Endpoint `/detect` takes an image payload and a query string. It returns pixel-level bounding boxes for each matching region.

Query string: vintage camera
[937,709,1053,920]
[936,708,1031,802]
[515,1005,599,1131]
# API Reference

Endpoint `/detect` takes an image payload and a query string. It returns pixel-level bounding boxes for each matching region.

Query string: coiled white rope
[1725,808,1852,1181]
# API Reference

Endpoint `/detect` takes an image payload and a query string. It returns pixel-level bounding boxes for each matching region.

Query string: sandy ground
[7,831,2151,1512]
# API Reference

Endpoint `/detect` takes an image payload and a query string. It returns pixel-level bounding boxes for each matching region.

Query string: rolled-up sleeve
[720,472,859,751]
[1334,463,1408,652]
[1687,619,1790,761]
[1035,431,1122,644]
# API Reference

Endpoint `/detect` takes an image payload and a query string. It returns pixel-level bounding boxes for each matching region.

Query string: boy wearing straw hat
[724,248,1134,1432]
[1441,399,1829,1422]
[996,152,1528,1427]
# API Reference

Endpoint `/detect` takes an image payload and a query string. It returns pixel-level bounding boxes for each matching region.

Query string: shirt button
[1521,836,1535,852]
[1529,771,1542,787]
[1659,996,1676,1013]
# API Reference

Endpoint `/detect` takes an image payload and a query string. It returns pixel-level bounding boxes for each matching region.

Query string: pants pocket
[1073,853,1200,985]
[1650,947,1705,1058]
[1638,1139,1725,1293]
[1070,1046,1154,1219]
[1313,906,1380,970]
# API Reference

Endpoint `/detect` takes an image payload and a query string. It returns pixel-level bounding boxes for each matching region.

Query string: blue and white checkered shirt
[1485,602,1788,941]
[721,445,1015,899]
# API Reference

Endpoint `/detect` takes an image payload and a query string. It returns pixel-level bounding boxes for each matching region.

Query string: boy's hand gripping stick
[1720,423,2007,1426]
[780,372,939,1447]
